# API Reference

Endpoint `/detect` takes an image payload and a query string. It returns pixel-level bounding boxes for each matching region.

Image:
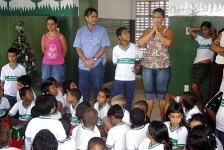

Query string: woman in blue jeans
[138,8,174,121]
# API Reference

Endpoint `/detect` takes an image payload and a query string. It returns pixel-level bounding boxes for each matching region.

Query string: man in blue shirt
[73,7,110,102]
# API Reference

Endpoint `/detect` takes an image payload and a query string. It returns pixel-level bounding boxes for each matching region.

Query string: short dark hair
[76,101,91,121]
[201,21,212,28]
[83,107,98,127]
[59,117,71,137]
[17,75,32,87]
[19,86,32,99]
[46,77,57,85]
[99,88,111,99]
[88,137,105,150]
[116,27,128,40]
[84,7,98,18]
[46,16,58,24]
[32,129,58,150]
[107,104,124,119]
[67,89,82,102]
[63,80,76,94]
[153,8,165,17]
[41,82,54,95]
[0,124,11,148]
[7,47,18,55]
[182,92,197,110]
[189,113,208,126]
[130,108,145,127]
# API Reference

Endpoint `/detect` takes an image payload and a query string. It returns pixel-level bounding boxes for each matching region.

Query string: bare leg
[145,100,154,118]
[191,83,204,112]
[159,100,165,121]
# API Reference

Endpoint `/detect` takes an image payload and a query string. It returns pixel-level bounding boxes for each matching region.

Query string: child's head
[167,102,184,128]
[41,82,58,96]
[76,101,91,122]
[133,100,148,115]
[59,117,71,138]
[83,107,98,127]
[32,129,58,150]
[187,125,216,150]
[7,48,18,64]
[107,104,124,125]
[19,87,34,101]
[116,27,130,41]
[63,80,77,94]
[200,21,212,37]
[66,88,81,104]
[88,137,105,150]
[111,95,126,108]
[97,88,111,105]
[46,77,57,86]
[0,124,11,148]
[17,75,32,90]
[147,120,172,150]
[130,108,145,127]
[182,92,197,110]
[189,113,207,129]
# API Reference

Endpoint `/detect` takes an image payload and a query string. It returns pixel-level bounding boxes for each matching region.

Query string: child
[66,88,83,126]
[0,48,26,107]
[138,120,172,150]
[164,102,188,150]
[188,113,208,128]
[0,124,20,150]
[25,94,66,150]
[7,87,35,126]
[0,86,10,121]
[88,137,105,150]
[188,21,216,111]
[133,100,150,124]
[106,104,130,150]
[32,129,58,150]
[58,117,76,150]
[16,75,36,102]
[111,95,131,125]
[75,107,101,150]
[112,27,142,112]
[215,96,224,147]
[126,108,149,150]
[93,88,112,132]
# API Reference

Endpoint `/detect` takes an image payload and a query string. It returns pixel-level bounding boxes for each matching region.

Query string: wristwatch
[93,57,97,61]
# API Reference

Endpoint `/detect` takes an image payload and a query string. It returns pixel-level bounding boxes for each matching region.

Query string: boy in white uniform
[106,104,130,150]
[112,27,142,112]
[0,86,10,120]
[1,48,26,107]
[25,95,66,150]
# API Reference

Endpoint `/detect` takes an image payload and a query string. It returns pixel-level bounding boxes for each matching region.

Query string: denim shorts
[192,63,211,85]
[41,63,65,85]
[142,67,171,100]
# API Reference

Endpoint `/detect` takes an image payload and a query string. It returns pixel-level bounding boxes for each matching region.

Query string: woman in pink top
[41,16,67,85]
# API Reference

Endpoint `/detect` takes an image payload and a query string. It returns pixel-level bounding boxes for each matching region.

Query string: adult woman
[138,8,174,121]
[41,16,67,85]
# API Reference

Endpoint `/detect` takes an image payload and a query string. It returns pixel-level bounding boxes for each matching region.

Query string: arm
[157,28,174,47]
[188,27,200,38]
[138,28,155,47]
[103,116,113,130]
[60,34,67,58]
[211,27,217,41]
[41,35,45,54]
[210,33,224,53]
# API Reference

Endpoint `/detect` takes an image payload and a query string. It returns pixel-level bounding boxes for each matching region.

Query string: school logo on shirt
[117,58,135,64]
[5,76,18,81]
[198,44,210,49]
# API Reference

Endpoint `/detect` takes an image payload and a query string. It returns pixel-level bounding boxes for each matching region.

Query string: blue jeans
[41,64,65,85]
[78,62,104,102]
[112,80,135,112]
[215,128,224,147]
[142,67,171,100]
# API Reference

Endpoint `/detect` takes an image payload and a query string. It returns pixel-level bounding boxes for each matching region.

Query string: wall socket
[184,85,190,92]
[186,27,190,35]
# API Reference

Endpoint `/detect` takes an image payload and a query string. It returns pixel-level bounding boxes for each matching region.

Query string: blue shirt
[73,25,110,70]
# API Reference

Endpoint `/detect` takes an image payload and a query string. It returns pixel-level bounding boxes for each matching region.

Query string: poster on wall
[169,0,224,16]
[0,0,79,16]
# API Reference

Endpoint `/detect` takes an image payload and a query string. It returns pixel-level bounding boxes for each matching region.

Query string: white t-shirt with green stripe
[93,102,110,125]
[138,137,165,150]
[216,99,224,132]
[0,97,10,117]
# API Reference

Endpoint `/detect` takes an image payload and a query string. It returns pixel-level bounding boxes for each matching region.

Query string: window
[136,1,169,50]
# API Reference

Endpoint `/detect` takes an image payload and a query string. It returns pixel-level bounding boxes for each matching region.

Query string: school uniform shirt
[93,102,110,125]
[16,89,36,102]
[113,42,143,81]
[75,125,101,150]
[51,111,62,120]
[58,136,76,150]
[184,106,202,122]
[56,89,66,108]
[0,97,10,117]
[8,101,35,121]
[25,116,66,150]
[164,121,188,149]
[63,94,71,113]
[126,123,149,150]
[138,137,165,150]
[0,63,26,96]
[123,109,131,126]
[216,99,224,132]
[106,122,130,150]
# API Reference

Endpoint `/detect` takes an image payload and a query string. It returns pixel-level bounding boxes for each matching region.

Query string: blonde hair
[111,95,126,108]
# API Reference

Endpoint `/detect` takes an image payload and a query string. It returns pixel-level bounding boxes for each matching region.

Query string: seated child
[138,120,172,150]
[126,108,149,150]
[0,86,10,122]
[0,124,20,150]
[25,94,66,150]
[7,87,35,126]
[106,104,130,150]
[58,117,76,150]
[164,102,188,150]
[88,137,105,150]
[75,107,101,150]
[110,95,131,125]
[32,129,58,150]
[133,100,150,124]
[16,75,36,102]
[93,88,112,133]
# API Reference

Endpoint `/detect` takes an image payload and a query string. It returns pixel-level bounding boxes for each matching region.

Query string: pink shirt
[42,33,65,65]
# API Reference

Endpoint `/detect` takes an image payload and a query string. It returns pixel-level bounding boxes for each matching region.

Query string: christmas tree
[12,21,38,83]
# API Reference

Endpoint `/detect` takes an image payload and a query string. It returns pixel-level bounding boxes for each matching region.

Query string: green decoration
[31,0,42,8]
